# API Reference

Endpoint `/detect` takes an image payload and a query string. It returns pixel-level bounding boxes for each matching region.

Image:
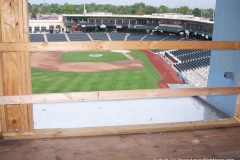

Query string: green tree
[39,3,51,13]
[132,2,146,14]
[178,6,190,15]
[144,5,158,14]
[61,3,74,14]
[135,10,144,15]
[158,5,169,13]
[28,2,32,13]
[49,3,61,13]
[31,4,39,18]
[192,8,201,17]
[202,9,214,18]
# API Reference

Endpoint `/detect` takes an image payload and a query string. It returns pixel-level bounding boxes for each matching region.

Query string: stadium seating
[163,36,183,41]
[109,33,126,41]
[46,34,67,42]
[126,34,145,41]
[171,50,211,62]
[67,33,91,41]
[142,35,167,41]
[182,66,209,87]
[173,56,210,72]
[30,34,45,42]
[89,33,109,41]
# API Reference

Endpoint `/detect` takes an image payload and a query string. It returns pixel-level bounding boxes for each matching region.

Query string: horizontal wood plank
[0,41,240,52]
[0,87,239,105]
[3,132,33,137]
[3,118,240,140]
[234,80,240,122]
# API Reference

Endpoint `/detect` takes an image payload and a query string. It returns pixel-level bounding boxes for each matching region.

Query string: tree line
[29,2,214,19]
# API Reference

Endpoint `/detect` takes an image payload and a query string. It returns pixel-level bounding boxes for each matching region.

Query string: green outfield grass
[61,50,129,62]
[31,50,162,93]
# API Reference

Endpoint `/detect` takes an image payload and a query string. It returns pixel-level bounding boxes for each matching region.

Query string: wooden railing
[0,41,239,51]
[0,41,240,140]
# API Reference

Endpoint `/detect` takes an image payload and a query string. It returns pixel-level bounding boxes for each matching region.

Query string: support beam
[0,86,240,105]
[0,41,240,52]
[235,80,240,122]
[0,0,33,134]
[3,118,240,140]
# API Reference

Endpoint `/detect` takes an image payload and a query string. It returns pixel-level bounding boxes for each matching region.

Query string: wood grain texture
[0,87,239,105]
[234,80,240,122]
[3,118,240,140]
[3,127,240,159]
[0,0,33,133]
[0,41,239,52]
[0,4,3,134]
[0,105,4,133]
[0,53,3,133]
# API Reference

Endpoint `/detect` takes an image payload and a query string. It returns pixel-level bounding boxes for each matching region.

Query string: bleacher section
[174,57,210,72]
[30,34,45,42]
[171,50,211,63]
[163,36,183,41]
[142,35,167,41]
[170,50,211,72]
[46,34,67,42]
[126,34,145,41]
[109,33,126,41]
[155,49,211,87]
[67,33,91,41]
[182,67,209,87]
[89,33,109,41]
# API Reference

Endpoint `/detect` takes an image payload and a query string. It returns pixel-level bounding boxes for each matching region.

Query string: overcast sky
[28,0,216,9]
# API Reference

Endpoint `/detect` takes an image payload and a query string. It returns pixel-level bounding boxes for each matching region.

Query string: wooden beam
[0,41,240,52]
[0,18,3,136]
[3,118,240,140]
[0,53,3,133]
[234,80,240,122]
[0,86,239,105]
[0,0,33,134]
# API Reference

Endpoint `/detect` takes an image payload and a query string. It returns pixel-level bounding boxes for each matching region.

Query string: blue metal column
[207,0,240,116]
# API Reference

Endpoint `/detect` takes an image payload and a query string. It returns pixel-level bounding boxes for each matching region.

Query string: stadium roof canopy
[62,13,214,25]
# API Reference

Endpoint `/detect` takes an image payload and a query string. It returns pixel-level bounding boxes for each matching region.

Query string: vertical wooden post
[234,79,240,122]
[0,0,33,134]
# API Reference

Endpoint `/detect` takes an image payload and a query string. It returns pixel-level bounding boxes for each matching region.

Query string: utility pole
[84,3,85,15]
[84,0,86,16]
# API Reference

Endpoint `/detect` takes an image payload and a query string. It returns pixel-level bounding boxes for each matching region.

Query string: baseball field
[31,50,163,93]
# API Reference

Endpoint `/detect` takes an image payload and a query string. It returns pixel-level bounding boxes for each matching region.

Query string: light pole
[84,0,86,16]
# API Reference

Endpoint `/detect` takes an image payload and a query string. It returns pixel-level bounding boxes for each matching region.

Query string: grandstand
[160,49,212,87]
[126,34,146,41]
[88,33,109,41]
[163,35,183,41]
[46,34,67,42]
[181,67,209,87]
[30,34,45,42]
[109,33,126,41]
[67,33,91,41]
[142,35,167,41]
[173,57,210,71]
